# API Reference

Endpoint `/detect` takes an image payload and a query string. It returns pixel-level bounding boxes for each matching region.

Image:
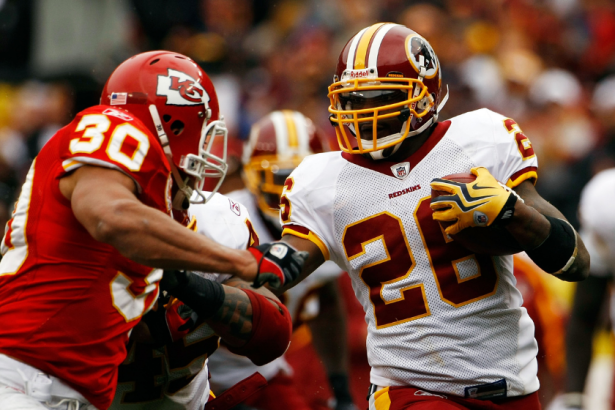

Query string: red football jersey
[0,105,172,409]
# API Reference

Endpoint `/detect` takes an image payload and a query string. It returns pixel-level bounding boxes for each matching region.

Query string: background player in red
[0,51,303,410]
[247,23,590,410]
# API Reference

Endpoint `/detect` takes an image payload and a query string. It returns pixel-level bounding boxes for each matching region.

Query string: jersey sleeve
[280,154,339,262]
[58,106,170,195]
[487,109,538,187]
[459,109,538,188]
[188,192,255,250]
[188,192,258,282]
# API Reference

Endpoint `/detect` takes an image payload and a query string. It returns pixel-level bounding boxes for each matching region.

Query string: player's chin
[358,126,394,141]
[358,119,402,140]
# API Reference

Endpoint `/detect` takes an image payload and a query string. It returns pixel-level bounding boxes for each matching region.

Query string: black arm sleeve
[161,270,225,320]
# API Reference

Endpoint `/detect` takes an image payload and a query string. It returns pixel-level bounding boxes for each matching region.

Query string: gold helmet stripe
[270,111,290,155]
[368,23,399,69]
[282,110,299,149]
[346,26,369,71]
[354,22,387,69]
[291,110,311,156]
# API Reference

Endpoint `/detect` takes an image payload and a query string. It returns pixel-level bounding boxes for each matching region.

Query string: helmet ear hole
[163,114,172,123]
[170,120,185,136]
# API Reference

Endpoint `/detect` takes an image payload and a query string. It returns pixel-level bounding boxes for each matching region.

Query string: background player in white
[111,191,288,410]
[207,110,357,410]
[558,167,615,410]
[0,51,304,410]
[246,23,590,410]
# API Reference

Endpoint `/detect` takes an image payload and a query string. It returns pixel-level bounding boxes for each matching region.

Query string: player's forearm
[206,285,254,347]
[206,278,282,345]
[277,235,326,293]
[93,199,256,276]
[504,201,550,250]
[513,182,590,281]
[167,273,292,364]
[218,287,293,365]
[160,272,255,346]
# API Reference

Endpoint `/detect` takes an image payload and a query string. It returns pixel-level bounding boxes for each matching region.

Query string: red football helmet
[101,51,228,206]
[243,110,330,222]
[328,23,448,160]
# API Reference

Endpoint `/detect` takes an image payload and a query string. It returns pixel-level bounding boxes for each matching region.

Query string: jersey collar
[341,120,451,177]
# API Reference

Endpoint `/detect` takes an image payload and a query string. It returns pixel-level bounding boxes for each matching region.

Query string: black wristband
[494,192,517,226]
[526,215,577,274]
[329,373,353,404]
[164,271,225,320]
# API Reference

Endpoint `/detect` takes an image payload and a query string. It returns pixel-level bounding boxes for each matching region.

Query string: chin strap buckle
[398,107,411,123]
[329,114,338,128]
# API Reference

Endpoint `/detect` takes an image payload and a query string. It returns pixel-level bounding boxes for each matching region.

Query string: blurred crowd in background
[0,0,614,408]
[2,0,615,228]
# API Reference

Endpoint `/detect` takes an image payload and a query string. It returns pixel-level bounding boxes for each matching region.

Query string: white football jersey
[207,188,345,391]
[112,193,253,410]
[282,109,540,397]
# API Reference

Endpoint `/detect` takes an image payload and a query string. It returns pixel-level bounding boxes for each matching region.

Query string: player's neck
[385,123,436,162]
[359,124,436,163]
[219,173,245,194]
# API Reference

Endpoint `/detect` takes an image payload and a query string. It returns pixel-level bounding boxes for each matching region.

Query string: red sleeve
[58,105,172,212]
[224,289,292,366]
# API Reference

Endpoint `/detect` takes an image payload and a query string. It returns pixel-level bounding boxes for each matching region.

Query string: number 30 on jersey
[70,113,150,171]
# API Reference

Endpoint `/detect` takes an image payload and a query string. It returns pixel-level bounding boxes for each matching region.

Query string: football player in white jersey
[110,192,291,410]
[207,110,358,410]
[243,23,590,410]
[559,168,615,410]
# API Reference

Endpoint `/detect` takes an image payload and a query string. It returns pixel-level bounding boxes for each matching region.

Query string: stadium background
[0,0,613,408]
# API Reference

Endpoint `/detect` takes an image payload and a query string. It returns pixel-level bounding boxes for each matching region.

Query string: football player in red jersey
[0,51,303,410]
[243,23,590,410]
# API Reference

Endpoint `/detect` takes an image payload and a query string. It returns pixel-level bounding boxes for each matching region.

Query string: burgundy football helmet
[328,23,448,160]
[101,51,228,206]
[243,110,330,222]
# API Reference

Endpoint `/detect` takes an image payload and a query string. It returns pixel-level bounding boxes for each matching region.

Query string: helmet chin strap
[149,105,194,210]
[368,143,403,160]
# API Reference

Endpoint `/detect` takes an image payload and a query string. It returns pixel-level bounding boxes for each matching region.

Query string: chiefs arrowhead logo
[157,69,209,106]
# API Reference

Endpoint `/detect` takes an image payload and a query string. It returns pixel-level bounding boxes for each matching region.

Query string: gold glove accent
[430,167,519,235]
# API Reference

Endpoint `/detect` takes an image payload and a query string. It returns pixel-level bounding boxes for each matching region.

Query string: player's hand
[248,243,308,289]
[429,167,520,235]
[141,295,198,346]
